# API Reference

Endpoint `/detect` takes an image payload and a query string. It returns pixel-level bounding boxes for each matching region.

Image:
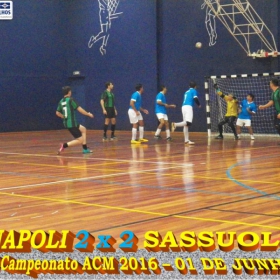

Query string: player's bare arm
[194,97,201,108]
[56,111,64,119]
[140,107,149,114]
[100,99,107,115]
[246,107,256,115]
[259,100,274,109]
[157,100,176,108]
[77,107,94,118]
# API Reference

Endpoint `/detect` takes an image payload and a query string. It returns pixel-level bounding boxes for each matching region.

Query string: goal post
[205,72,280,137]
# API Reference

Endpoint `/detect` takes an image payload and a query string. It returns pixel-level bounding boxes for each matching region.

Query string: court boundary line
[0,145,278,166]
[208,208,280,218]
[0,165,180,191]
[226,156,280,200]
[90,190,280,232]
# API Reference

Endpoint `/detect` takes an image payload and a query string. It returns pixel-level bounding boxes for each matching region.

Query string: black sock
[104,124,108,137]
[83,144,88,150]
[111,125,116,137]
[63,143,68,148]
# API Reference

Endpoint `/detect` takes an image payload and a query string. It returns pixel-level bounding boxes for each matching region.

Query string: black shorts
[68,126,82,138]
[104,107,116,118]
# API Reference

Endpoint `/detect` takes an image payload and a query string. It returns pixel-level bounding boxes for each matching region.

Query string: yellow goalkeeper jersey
[217,91,238,117]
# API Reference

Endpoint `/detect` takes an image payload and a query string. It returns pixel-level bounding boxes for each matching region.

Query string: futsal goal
[205,72,280,137]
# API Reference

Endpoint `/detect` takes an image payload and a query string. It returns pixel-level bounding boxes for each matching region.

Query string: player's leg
[110,117,116,140]
[228,117,238,140]
[274,116,280,145]
[236,118,243,139]
[165,120,171,141]
[132,123,139,142]
[247,126,254,140]
[138,117,148,142]
[79,125,93,153]
[107,107,117,140]
[244,119,254,140]
[58,126,88,154]
[273,115,280,135]
[103,117,110,140]
[128,109,141,144]
[171,106,187,132]
[215,117,227,139]
[183,106,194,145]
[155,114,164,139]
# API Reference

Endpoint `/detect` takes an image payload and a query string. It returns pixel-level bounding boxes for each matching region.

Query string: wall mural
[88,0,123,55]
[201,0,218,46]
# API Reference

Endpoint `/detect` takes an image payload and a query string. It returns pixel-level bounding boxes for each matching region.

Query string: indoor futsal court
[1,0,280,265]
[1,129,280,246]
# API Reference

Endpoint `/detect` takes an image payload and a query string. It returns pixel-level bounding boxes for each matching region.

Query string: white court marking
[0,165,187,192]
[0,151,192,167]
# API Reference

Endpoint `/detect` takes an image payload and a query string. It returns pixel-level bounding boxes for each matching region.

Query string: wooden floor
[0,130,280,247]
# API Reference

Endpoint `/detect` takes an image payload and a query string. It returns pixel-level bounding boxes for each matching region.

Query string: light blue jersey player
[154,86,176,141]
[171,82,201,145]
[128,84,149,144]
[130,91,142,111]
[182,87,199,107]
[236,93,257,140]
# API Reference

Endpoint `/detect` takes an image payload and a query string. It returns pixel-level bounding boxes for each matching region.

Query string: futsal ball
[195,42,202,48]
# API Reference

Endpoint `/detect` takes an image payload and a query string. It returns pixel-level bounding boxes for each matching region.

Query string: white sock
[183,126,189,142]
[132,128,137,140]
[166,129,170,138]
[155,128,161,136]
[175,121,186,127]
[139,126,144,139]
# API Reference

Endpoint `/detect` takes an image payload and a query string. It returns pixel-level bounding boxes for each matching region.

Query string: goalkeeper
[213,82,239,140]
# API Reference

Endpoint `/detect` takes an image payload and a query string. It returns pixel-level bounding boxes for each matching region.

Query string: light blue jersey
[155,92,167,114]
[129,91,142,111]
[182,88,198,107]
[238,99,257,120]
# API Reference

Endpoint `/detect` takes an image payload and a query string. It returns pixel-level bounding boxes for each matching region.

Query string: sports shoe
[215,135,223,139]
[57,144,64,155]
[154,135,162,139]
[103,136,108,141]
[110,136,117,140]
[139,138,149,142]
[234,136,240,140]
[83,149,93,154]
[171,122,176,132]
[250,135,255,140]
[131,140,141,144]
[185,141,195,145]
[166,137,172,141]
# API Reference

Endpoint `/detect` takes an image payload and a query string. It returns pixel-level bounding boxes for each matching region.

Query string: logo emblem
[0,1,13,20]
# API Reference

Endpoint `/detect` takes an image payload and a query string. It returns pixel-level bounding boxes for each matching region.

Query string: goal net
[205,73,280,137]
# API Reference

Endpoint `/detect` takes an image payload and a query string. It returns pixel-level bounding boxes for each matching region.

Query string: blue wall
[0,0,279,132]
[0,0,68,132]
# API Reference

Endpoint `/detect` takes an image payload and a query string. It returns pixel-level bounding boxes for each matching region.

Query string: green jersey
[271,88,280,114]
[101,90,115,108]
[57,97,79,128]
